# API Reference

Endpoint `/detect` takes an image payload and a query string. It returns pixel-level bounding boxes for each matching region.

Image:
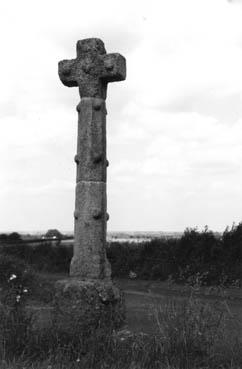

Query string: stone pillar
[71,97,110,279]
[53,38,126,333]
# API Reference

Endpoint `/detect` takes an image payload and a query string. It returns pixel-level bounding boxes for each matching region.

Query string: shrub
[107,242,142,277]
[222,222,242,263]
[3,223,242,286]
[1,242,72,273]
[107,225,242,285]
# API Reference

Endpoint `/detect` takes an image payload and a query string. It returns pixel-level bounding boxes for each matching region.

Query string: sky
[1,0,242,233]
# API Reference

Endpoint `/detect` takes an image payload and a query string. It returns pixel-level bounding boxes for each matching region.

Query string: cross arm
[58,59,78,87]
[101,53,126,82]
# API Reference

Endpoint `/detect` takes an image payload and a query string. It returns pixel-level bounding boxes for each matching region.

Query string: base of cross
[52,278,126,335]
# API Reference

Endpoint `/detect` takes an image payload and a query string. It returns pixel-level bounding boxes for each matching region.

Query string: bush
[0,232,22,244]
[1,242,72,273]
[107,242,142,277]
[107,225,242,286]
[222,222,242,263]
[3,223,242,286]
[179,227,219,265]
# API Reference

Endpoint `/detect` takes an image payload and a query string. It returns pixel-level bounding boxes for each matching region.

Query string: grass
[1,290,242,369]
[1,243,242,368]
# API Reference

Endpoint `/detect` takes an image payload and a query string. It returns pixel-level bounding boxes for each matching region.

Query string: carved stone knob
[76,102,81,112]
[74,154,80,164]
[74,210,79,219]
[93,153,103,164]
[93,209,102,220]
[93,100,102,111]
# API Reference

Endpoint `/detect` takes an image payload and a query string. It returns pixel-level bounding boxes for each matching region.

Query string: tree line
[1,223,242,286]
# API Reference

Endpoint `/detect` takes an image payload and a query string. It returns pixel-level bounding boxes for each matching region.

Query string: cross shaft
[58,38,126,279]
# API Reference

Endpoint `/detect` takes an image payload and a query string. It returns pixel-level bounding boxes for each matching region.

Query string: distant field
[20,231,186,245]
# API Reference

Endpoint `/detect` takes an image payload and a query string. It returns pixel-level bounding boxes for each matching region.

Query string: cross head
[58,38,126,99]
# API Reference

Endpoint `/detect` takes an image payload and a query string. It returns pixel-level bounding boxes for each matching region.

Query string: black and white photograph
[1,0,242,368]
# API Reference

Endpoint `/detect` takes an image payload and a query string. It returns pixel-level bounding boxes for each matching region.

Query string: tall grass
[1,225,242,367]
[0,288,242,368]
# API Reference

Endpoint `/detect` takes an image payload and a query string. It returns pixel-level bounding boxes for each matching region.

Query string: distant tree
[0,234,8,242]
[222,222,242,262]
[7,232,22,243]
[45,229,63,240]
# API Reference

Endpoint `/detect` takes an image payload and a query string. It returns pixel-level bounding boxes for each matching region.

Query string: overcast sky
[1,0,242,233]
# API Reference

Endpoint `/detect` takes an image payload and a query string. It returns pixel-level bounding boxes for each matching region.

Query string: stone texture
[75,97,107,183]
[57,38,126,331]
[58,38,126,280]
[53,278,125,334]
[58,38,126,99]
[71,181,111,279]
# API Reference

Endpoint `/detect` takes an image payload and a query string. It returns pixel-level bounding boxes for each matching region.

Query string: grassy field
[17,271,242,337]
[1,230,242,368]
[1,268,242,368]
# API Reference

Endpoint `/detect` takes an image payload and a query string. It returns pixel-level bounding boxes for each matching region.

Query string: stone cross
[58,38,126,279]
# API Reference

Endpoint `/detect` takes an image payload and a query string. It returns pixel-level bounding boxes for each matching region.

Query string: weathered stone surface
[76,97,107,182]
[58,38,126,280]
[53,278,125,334]
[58,38,126,99]
[58,38,126,330]
[71,180,111,279]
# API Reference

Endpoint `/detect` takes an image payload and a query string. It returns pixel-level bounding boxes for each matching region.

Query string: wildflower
[9,274,17,281]
[76,358,80,362]
[16,295,21,302]
[23,288,28,293]
[129,271,137,279]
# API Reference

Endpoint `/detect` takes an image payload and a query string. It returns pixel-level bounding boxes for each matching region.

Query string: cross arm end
[58,59,78,87]
[102,53,126,82]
